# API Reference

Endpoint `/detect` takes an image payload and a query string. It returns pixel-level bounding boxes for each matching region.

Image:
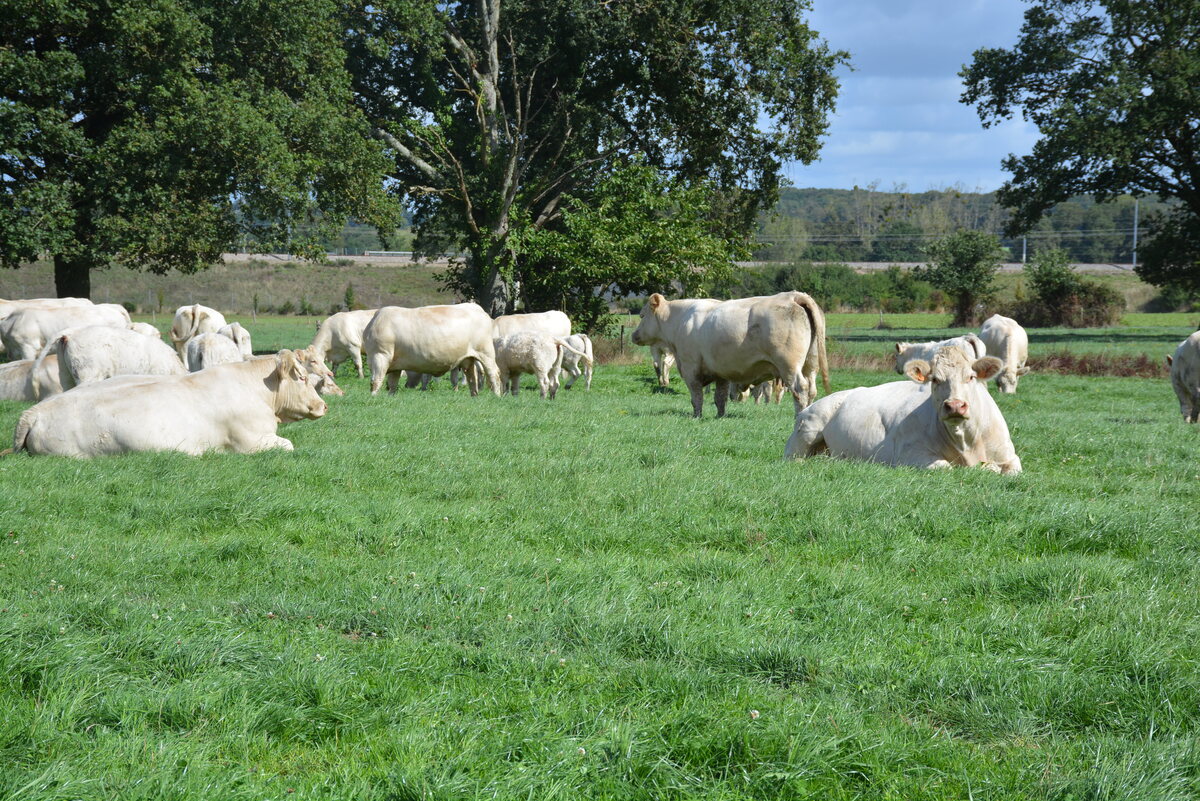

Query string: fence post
[620,325,626,355]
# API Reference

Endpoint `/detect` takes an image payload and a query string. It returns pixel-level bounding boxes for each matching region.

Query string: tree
[961,0,1200,291]
[920,230,1004,325]
[344,0,845,316]
[0,0,400,297]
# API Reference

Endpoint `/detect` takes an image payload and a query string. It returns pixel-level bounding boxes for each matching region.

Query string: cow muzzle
[941,399,969,420]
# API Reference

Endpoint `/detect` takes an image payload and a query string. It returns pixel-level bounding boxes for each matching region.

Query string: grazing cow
[0,356,63,402]
[311,309,377,377]
[218,323,254,359]
[185,332,243,371]
[786,346,1021,474]
[0,304,131,360]
[493,332,590,399]
[492,310,572,339]
[557,333,594,390]
[51,325,186,391]
[169,304,228,357]
[364,303,501,396]
[128,322,163,338]
[978,314,1030,394]
[894,334,986,374]
[13,350,327,457]
[630,291,829,418]
[650,343,675,388]
[1167,331,1200,422]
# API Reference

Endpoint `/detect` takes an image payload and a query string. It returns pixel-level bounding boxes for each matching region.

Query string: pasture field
[1,324,1199,799]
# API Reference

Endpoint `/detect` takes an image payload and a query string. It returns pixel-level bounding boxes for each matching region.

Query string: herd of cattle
[1,291,1198,468]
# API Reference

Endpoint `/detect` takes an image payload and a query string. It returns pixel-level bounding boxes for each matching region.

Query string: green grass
[2,348,1200,799]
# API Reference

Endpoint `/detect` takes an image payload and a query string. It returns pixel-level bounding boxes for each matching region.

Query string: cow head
[293,346,343,396]
[904,347,1002,426]
[893,342,913,374]
[995,364,1031,394]
[272,349,329,422]
[631,293,667,346]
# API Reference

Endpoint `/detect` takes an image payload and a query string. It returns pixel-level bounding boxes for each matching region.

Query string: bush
[299,296,316,316]
[121,301,137,313]
[277,300,296,315]
[1009,248,1124,326]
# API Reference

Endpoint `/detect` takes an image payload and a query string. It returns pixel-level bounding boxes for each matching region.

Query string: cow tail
[555,337,591,362]
[793,292,830,394]
[11,409,33,454]
[580,334,594,367]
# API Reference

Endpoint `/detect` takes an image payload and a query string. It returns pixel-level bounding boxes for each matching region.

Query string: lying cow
[0,356,63,402]
[364,303,501,396]
[52,325,186,391]
[978,314,1030,394]
[894,333,986,374]
[185,332,243,371]
[493,332,590,399]
[311,309,377,377]
[631,291,829,417]
[1168,331,1200,422]
[169,304,228,357]
[218,322,254,359]
[0,303,131,360]
[786,346,1021,474]
[128,322,163,339]
[558,334,594,390]
[12,350,326,457]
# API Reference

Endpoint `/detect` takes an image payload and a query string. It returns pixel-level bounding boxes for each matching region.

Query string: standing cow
[492,310,571,339]
[364,303,502,396]
[786,346,1021,473]
[493,332,590,399]
[311,309,378,377]
[978,314,1030,394]
[1168,331,1200,422]
[630,291,829,418]
[185,332,243,371]
[557,333,594,390]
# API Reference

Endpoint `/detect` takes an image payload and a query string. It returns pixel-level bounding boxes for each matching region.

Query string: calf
[493,332,589,399]
[557,334,594,390]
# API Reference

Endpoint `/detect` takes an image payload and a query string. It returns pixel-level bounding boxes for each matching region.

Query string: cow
[364,303,501,396]
[557,333,594,390]
[493,332,590,399]
[978,314,1030,394]
[128,322,163,339]
[733,378,785,405]
[785,346,1021,474]
[0,356,63,402]
[218,323,254,359]
[290,347,343,397]
[650,343,675,388]
[1167,331,1200,422]
[51,325,186,391]
[185,332,243,371]
[0,304,131,360]
[493,310,571,339]
[169,304,228,357]
[310,309,377,377]
[894,334,986,374]
[630,291,829,418]
[12,350,327,457]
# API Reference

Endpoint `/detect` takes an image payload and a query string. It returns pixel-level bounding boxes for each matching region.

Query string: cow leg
[463,359,481,396]
[386,370,401,395]
[477,356,502,397]
[352,350,364,378]
[684,377,706,418]
[714,379,731,418]
[404,371,422,389]
[538,371,551,399]
[510,373,520,396]
[368,352,390,395]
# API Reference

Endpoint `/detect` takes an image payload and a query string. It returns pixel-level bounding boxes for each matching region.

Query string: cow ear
[649,293,664,310]
[1017,365,1031,375]
[1167,355,1173,367]
[973,356,1003,381]
[277,349,302,378]
[894,342,904,353]
[904,359,931,383]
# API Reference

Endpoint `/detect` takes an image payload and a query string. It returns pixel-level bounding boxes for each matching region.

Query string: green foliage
[920,231,1004,325]
[723,263,936,313]
[343,283,357,312]
[1007,248,1125,327]
[961,0,1200,288]
[515,164,740,333]
[0,0,401,296]
[347,0,845,313]
[1025,248,1080,305]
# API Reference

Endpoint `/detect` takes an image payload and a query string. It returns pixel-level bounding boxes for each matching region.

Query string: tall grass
[1,357,1198,799]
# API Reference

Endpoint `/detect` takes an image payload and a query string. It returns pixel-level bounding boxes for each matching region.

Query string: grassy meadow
[1,316,1199,799]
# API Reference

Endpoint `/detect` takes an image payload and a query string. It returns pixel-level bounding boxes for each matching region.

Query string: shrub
[1007,248,1124,326]
[919,231,1004,325]
[277,300,296,316]
[299,296,316,316]
[122,301,137,313]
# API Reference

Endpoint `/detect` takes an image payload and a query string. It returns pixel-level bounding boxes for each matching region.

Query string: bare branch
[373,127,445,183]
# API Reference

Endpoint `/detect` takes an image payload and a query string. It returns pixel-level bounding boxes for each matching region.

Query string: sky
[784,0,1041,193]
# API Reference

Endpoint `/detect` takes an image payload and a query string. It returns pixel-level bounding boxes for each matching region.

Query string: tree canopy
[345,0,845,315]
[920,230,1004,325]
[961,0,1200,290]
[0,0,399,297]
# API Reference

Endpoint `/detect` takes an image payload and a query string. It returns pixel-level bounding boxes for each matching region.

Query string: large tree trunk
[54,254,92,299]
[470,239,512,317]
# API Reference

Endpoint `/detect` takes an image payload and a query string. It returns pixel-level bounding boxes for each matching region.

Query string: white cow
[492,310,571,339]
[786,346,1021,474]
[650,343,675,388]
[128,322,163,339]
[185,332,243,371]
[630,291,829,418]
[734,378,785,405]
[0,304,131,360]
[0,356,63,402]
[557,333,594,390]
[169,304,228,357]
[290,347,343,397]
[0,297,93,326]
[978,314,1030,394]
[311,309,377,377]
[1167,331,1200,422]
[493,332,590,399]
[13,350,327,457]
[52,325,186,391]
[364,303,501,396]
[894,334,986,374]
[217,323,254,359]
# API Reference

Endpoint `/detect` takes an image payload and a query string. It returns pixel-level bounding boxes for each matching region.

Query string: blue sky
[785,0,1040,192]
